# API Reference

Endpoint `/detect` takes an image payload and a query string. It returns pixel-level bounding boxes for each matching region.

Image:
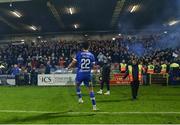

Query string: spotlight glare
[29,25,37,31]
[74,24,79,29]
[130,5,140,13]
[168,20,179,26]
[11,11,22,18]
[69,8,73,15]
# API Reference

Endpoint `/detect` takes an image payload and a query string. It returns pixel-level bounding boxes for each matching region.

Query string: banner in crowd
[0,75,16,85]
[38,74,76,86]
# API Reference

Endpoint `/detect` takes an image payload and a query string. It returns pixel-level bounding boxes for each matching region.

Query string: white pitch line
[67,112,180,115]
[0,110,180,115]
[0,110,55,114]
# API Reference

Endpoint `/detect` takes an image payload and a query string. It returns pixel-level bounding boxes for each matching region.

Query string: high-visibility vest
[147,65,154,74]
[138,65,142,81]
[128,65,133,81]
[128,65,142,82]
[170,63,179,68]
[161,64,167,73]
[120,63,127,72]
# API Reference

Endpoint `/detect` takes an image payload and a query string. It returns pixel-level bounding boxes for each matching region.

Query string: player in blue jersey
[67,41,98,111]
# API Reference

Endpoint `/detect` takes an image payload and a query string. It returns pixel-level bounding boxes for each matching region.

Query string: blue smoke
[155,29,180,49]
[148,0,180,49]
[124,0,180,57]
[128,42,146,57]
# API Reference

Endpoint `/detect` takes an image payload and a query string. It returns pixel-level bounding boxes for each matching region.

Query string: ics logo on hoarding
[39,76,52,83]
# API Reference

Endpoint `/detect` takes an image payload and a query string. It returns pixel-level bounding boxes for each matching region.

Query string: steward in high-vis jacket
[120,60,127,73]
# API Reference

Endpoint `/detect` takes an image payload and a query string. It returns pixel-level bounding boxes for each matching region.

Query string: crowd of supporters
[0,34,180,76]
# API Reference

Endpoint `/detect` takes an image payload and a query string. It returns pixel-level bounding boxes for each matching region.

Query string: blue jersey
[74,51,95,85]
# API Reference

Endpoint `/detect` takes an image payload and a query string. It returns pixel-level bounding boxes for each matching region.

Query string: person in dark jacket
[45,61,51,74]
[123,59,142,100]
[30,67,38,85]
[97,59,111,95]
[154,62,161,73]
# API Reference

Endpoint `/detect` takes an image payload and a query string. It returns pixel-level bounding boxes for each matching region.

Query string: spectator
[11,64,20,76]
[17,55,24,65]
[45,61,51,74]
[59,57,65,68]
[154,62,161,73]
[30,67,38,85]
[97,52,107,66]
[39,64,45,74]
[0,63,5,75]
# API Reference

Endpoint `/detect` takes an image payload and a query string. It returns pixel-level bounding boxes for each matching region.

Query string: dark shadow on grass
[96,98,131,103]
[1,111,96,124]
[71,94,90,97]
[140,98,180,101]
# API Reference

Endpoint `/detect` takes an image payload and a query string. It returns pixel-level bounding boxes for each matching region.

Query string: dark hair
[81,41,89,50]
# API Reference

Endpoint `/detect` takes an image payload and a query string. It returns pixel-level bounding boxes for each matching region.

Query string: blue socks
[90,91,96,106]
[76,87,96,107]
[76,87,82,99]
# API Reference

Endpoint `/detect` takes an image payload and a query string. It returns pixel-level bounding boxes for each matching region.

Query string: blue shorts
[76,73,92,87]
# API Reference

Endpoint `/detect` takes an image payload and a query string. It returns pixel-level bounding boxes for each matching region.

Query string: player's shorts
[75,73,92,87]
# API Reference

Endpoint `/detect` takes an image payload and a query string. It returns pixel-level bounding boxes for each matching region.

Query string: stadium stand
[0,33,179,86]
[0,34,179,72]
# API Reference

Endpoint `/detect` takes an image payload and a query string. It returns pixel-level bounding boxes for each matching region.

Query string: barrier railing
[0,70,179,86]
[169,70,180,85]
[149,73,169,85]
[110,73,131,85]
[0,75,15,85]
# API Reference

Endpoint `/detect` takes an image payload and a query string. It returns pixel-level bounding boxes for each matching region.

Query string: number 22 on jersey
[81,58,91,69]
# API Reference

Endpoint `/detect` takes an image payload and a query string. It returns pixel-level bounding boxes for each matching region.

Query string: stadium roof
[0,0,179,36]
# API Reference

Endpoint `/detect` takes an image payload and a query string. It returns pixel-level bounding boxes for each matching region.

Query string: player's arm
[92,54,97,72]
[123,65,129,79]
[67,58,77,69]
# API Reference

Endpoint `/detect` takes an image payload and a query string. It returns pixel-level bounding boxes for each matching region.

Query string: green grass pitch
[0,85,179,124]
